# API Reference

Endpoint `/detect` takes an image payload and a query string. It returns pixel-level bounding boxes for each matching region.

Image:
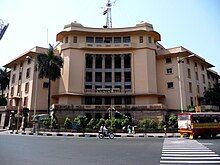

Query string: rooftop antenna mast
[103,0,117,28]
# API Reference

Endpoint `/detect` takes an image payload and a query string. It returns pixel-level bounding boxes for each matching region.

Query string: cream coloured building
[0,21,219,128]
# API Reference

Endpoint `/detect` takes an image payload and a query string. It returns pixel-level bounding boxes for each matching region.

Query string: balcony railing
[51,104,166,111]
[61,42,137,50]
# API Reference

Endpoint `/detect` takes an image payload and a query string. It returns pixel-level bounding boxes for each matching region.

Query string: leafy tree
[97,118,105,128]
[87,118,97,129]
[0,67,9,99]
[74,116,88,132]
[64,117,72,129]
[37,44,63,113]
[42,117,51,129]
[121,118,130,127]
[204,83,220,108]
[168,114,177,128]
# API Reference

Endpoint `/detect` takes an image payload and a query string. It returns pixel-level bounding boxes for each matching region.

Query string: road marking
[160,138,220,165]
[161,157,220,160]
[162,154,219,157]
[160,160,220,164]
[163,149,212,151]
[162,151,215,154]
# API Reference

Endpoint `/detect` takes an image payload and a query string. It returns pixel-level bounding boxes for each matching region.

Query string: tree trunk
[47,76,51,114]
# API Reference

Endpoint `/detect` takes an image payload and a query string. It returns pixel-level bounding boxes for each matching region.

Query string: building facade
[0,21,219,128]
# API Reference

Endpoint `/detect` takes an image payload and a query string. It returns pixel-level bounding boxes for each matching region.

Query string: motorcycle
[98,131,114,139]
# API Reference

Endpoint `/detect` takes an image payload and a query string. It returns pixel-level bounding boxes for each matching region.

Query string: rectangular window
[189,82,192,93]
[202,65,204,71]
[148,36,152,43]
[20,62,23,68]
[13,65,17,70]
[187,68,191,78]
[43,82,49,88]
[190,97,193,106]
[26,68,30,78]
[19,72,22,80]
[202,74,205,83]
[104,37,112,43]
[165,57,172,63]
[115,72,121,82]
[85,97,92,105]
[208,82,211,88]
[125,72,131,82]
[12,74,16,84]
[195,72,199,80]
[86,72,92,82]
[85,85,92,89]
[139,36,143,43]
[166,68,172,74]
[114,97,122,105]
[186,59,190,65]
[95,37,103,43]
[86,36,94,43]
[27,58,31,64]
[95,97,102,105]
[73,36,77,43]
[10,87,14,96]
[17,85,21,96]
[23,97,28,106]
[114,37,121,43]
[123,36,131,43]
[25,82,29,93]
[167,82,174,89]
[197,85,200,94]
[65,37,68,43]
[95,72,102,82]
[105,72,111,82]
[194,62,197,67]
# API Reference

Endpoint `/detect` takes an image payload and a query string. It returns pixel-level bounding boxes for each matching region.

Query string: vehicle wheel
[109,133,114,139]
[98,134,104,139]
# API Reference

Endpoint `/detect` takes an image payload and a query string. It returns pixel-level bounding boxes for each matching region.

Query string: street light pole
[177,57,184,113]
[177,55,194,113]
[26,56,38,133]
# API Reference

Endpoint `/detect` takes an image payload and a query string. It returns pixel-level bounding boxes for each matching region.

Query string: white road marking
[160,160,220,164]
[160,138,220,165]
[162,154,219,157]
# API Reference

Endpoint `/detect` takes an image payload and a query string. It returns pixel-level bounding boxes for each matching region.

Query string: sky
[0,0,220,73]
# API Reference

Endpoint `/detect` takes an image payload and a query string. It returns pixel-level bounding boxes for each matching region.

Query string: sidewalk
[0,129,180,138]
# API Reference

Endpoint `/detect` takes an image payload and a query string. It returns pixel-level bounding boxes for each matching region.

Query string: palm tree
[0,67,9,98]
[37,44,63,114]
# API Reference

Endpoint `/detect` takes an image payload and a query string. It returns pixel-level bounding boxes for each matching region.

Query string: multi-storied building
[0,21,219,128]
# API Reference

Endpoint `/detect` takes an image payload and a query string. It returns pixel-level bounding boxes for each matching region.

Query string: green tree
[87,118,97,129]
[0,67,9,99]
[168,114,178,128]
[204,83,220,108]
[64,117,72,129]
[37,44,63,114]
[74,116,88,132]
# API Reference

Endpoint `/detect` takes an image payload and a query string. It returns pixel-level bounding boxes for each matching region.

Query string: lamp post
[107,106,115,129]
[26,56,38,133]
[177,55,194,113]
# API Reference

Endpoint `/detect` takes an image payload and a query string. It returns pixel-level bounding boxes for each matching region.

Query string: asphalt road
[1,134,220,165]
[0,135,163,165]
